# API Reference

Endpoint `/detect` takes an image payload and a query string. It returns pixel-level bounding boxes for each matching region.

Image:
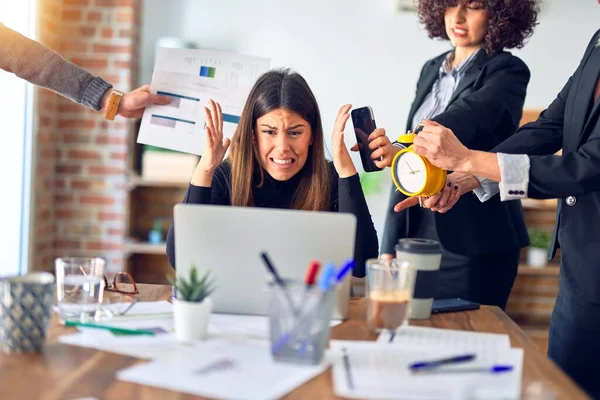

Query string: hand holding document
[137,47,270,155]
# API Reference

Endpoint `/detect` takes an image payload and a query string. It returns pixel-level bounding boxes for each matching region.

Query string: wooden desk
[0,284,589,400]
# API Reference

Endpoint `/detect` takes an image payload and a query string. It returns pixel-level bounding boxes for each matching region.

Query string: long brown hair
[228,68,330,211]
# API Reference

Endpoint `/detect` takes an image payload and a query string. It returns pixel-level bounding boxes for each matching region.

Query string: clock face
[395,152,427,194]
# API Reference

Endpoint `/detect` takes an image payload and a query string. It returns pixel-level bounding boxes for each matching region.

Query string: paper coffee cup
[395,238,442,320]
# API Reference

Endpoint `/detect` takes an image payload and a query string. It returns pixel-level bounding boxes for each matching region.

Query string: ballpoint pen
[409,354,476,371]
[342,347,355,390]
[299,261,321,308]
[63,320,156,336]
[304,261,321,289]
[412,365,514,375]
[260,251,299,314]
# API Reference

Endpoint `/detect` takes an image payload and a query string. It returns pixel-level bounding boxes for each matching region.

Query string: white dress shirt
[473,154,530,202]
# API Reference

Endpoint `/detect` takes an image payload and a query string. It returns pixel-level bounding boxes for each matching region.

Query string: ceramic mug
[0,272,55,353]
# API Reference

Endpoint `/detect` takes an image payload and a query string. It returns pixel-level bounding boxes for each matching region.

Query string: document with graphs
[138,47,271,155]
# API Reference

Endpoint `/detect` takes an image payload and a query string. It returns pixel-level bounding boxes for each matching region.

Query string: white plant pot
[527,247,548,268]
[173,297,212,341]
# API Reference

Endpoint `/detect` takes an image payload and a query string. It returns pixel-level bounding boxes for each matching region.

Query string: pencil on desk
[342,347,354,390]
[63,320,156,336]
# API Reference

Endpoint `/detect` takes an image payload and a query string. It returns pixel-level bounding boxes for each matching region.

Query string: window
[0,0,36,276]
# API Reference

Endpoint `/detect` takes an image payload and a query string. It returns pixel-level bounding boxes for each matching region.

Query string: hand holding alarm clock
[390,124,448,199]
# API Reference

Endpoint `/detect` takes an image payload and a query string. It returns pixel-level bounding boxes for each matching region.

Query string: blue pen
[334,259,356,285]
[318,263,337,292]
[412,365,514,375]
[409,354,476,370]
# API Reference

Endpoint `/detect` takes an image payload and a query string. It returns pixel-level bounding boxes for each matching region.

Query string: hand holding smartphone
[351,106,382,172]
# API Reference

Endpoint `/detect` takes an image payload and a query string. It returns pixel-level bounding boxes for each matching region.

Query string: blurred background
[0,0,598,352]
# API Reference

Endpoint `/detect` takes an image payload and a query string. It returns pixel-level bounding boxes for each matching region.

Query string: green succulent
[529,230,552,249]
[167,264,216,302]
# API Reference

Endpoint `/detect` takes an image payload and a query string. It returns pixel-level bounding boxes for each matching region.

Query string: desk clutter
[59,300,338,399]
[55,298,524,400]
[3,255,527,399]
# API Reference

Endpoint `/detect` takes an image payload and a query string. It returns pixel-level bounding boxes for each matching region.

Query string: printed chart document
[330,340,523,400]
[138,47,271,155]
[117,341,328,400]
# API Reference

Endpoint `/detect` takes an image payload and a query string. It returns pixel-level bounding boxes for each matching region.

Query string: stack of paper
[116,341,327,400]
[330,326,522,400]
[331,340,523,400]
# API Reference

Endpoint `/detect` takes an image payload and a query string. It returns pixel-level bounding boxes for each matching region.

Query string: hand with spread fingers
[393,172,482,213]
[191,99,231,186]
[412,119,472,171]
[350,128,397,168]
[332,104,358,178]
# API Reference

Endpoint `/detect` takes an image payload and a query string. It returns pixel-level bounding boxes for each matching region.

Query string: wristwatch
[104,89,124,121]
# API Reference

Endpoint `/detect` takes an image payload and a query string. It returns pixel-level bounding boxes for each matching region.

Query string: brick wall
[32,0,140,273]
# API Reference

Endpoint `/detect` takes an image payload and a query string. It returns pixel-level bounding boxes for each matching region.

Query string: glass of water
[55,257,106,321]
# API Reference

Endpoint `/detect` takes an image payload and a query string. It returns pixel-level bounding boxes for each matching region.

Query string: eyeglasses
[104,271,139,295]
[102,272,139,317]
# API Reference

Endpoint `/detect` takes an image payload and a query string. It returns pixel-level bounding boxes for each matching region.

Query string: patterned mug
[0,272,55,353]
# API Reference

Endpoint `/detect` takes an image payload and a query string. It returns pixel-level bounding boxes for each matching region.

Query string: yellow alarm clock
[390,126,447,197]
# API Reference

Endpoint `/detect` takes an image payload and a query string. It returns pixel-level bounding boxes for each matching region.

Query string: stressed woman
[166,69,379,277]
[369,0,540,309]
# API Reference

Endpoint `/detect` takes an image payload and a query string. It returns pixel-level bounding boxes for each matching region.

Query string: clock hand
[404,161,416,173]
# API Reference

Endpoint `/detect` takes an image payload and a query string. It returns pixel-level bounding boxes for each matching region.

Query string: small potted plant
[527,230,552,268]
[168,265,215,341]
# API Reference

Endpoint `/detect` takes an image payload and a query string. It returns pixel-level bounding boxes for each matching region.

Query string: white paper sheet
[59,303,341,361]
[377,325,511,353]
[137,47,271,155]
[117,341,328,400]
[330,340,523,400]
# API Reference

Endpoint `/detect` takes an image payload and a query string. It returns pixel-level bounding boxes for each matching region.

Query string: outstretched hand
[393,172,481,213]
[116,85,172,119]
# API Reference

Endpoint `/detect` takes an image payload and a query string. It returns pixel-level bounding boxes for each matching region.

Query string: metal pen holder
[268,280,336,365]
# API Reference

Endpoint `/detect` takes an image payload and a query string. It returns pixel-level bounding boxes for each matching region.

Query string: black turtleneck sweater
[166,161,379,277]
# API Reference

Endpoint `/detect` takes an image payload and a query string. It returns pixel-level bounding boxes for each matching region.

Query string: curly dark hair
[417,0,540,54]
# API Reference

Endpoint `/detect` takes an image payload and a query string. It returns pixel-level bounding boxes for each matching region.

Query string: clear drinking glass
[55,257,106,321]
[366,258,416,333]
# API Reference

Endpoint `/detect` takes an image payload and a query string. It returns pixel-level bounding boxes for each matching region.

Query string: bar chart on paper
[138,48,271,155]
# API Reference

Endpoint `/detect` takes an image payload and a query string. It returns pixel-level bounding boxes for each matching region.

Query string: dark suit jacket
[381,50,530,256]
[492,30,600,302]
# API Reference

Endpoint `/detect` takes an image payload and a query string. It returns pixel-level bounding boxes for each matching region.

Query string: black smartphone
[351,106,382,172]
[431,298,480,314]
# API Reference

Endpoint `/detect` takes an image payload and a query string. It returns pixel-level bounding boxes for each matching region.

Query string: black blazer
[382,50,530,256]
[492,30,600,302]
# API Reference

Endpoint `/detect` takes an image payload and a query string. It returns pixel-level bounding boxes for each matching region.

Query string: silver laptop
[174,204,356,319]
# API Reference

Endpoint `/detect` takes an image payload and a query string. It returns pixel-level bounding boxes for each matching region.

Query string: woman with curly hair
[365,0,540,309]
